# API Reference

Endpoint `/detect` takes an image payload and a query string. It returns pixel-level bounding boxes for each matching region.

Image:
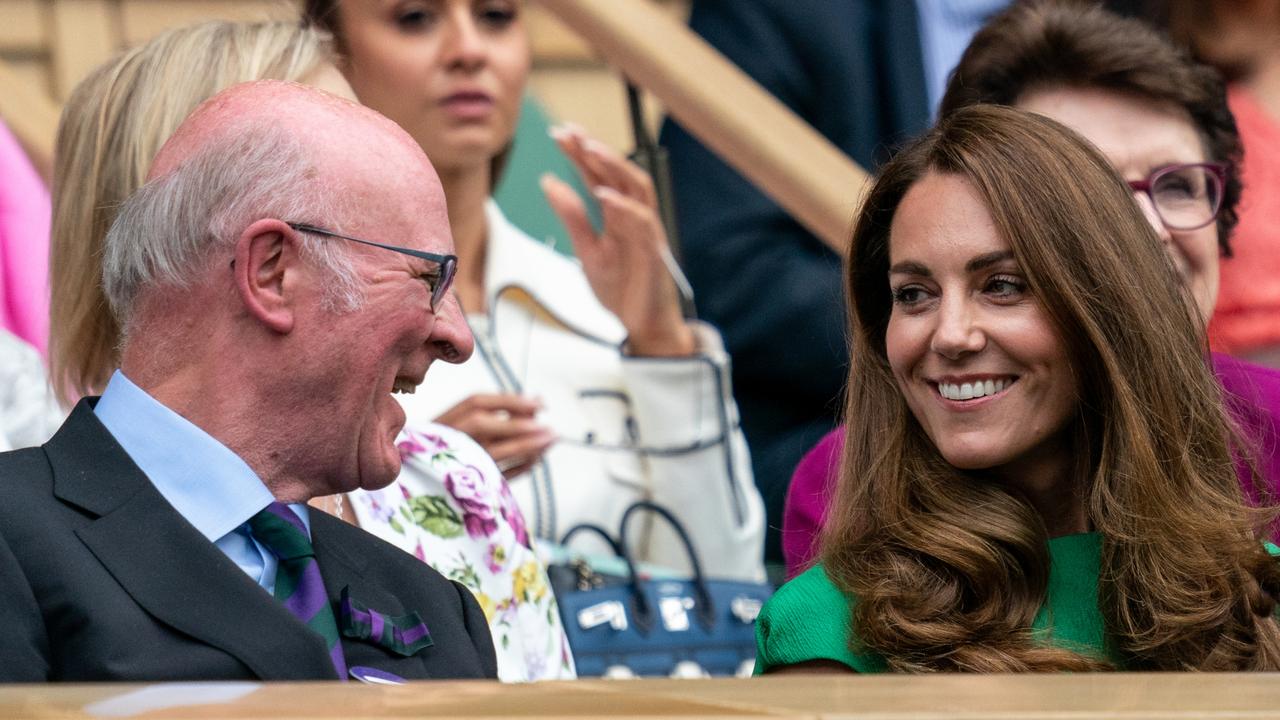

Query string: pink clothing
[0,119,50,355]
[1210,88,1280,355]
[780,426,841,579]
[782,353,1280,578]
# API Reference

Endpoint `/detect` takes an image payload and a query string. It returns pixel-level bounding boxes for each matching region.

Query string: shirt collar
[94,370,281,542]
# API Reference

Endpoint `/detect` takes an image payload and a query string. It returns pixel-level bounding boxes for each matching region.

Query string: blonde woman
[48,19,571,682]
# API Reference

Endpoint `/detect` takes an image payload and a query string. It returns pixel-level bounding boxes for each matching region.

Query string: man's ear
[232,219,302,334]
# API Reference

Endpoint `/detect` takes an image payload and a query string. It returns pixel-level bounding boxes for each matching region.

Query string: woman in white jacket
[303,0,765,582]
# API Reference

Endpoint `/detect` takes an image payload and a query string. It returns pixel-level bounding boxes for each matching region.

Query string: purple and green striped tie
[249,502,348,680]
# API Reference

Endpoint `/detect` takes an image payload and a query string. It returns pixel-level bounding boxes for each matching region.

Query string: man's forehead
[146,79,449,250]
[356,181,452,255]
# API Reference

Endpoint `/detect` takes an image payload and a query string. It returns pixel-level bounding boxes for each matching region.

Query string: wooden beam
[0,0,49,54]
[49,0,118,101]
[0,57,59,182]
[536,0,869,256]
[119,0,297,47]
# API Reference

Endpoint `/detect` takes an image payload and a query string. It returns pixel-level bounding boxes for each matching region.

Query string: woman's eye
[891,286,928,306]
[477,1,517,28]
[986,276,1026,298]
[396,7,434,30]
[1157,177,1195,199]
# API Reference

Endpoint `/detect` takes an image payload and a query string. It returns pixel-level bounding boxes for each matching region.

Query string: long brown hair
[823,104,1280,671]
[939,0,1242,255]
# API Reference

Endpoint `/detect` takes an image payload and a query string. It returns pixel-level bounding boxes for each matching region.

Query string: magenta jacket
[782,353,1280,578]
[0,119,50,355]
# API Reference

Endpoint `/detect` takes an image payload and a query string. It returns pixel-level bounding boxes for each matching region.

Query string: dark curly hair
[939,0,1242,255]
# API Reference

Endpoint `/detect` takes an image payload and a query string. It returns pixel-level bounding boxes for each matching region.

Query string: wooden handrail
[536,0,870,256]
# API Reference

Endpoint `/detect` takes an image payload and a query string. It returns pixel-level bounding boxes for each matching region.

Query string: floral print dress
[349,424,575,681]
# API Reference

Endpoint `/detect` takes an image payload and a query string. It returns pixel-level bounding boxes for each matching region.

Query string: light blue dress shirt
[95,370,312,594]
[914,0,1011,117]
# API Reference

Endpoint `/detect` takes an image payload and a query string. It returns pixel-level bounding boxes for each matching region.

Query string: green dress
[755,533,1266,673]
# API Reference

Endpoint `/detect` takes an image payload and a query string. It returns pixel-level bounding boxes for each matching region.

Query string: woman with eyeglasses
[757,102,1280,674]
[781,0,1280,578]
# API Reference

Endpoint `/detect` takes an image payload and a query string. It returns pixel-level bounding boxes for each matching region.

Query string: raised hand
[433,393,555,479]
[542,124,696,357]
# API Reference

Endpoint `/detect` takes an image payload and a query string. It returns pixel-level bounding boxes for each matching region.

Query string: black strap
[619,501,716,630]
[558,523,649,625]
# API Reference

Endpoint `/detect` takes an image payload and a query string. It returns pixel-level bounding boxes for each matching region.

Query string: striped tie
[249,502,348,680]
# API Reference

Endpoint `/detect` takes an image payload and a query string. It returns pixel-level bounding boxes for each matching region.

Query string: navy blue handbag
[549,501,772,678]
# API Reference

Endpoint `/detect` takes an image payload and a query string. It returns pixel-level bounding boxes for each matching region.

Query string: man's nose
[930,296,985,360]
[430,291,475,364]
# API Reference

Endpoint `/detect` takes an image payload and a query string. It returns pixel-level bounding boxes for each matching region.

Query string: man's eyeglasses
[287,222,457,312]
[1126,162,1227,232]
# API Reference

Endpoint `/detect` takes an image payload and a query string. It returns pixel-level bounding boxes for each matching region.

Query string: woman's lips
[440,92,495,120]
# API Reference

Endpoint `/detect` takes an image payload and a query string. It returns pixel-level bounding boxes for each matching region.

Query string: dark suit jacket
[659,0,930,563]
[0,401,498,682]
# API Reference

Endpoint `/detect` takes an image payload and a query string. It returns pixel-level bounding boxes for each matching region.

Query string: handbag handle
[618,501,716,631]
[559,523,630,570]
[558,523,650,623]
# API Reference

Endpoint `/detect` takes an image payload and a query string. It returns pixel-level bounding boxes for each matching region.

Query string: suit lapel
[312,513,430,678]
[49,402,337,680]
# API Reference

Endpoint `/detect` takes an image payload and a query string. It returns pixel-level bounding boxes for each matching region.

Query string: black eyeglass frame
[1125,162,1228,232]
[287,222,457,312]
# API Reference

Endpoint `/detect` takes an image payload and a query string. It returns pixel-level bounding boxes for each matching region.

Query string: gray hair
[102,121,364,332]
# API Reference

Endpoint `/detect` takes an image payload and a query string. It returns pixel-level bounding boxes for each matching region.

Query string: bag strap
[619,501,716,630]
[558,522,650,626]
[559,523,626,558]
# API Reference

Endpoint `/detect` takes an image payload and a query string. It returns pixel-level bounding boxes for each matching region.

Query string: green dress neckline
[1029,532,1107,662]
[754,532,1112,673]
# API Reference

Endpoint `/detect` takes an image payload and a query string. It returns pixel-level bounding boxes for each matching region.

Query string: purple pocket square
[338,587,433,657]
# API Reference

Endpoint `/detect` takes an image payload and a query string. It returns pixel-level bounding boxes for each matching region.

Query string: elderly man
[0,81,496,682]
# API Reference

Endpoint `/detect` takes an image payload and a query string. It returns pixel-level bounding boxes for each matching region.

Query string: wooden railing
[539,0,869,256]
[2,673,1278,718]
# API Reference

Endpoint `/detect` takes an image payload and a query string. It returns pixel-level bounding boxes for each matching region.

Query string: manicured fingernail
[593,185,621,202]
[548,125,569,142]
[584,139,610,156]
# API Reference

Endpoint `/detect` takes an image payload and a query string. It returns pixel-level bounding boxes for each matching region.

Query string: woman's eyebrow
[966,250,1015,273]
[888,260,931,276]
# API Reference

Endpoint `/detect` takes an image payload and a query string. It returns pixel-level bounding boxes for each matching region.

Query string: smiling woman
[755,104,1280,674]
[884,172,1079,534]
[781,0,1280,584]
